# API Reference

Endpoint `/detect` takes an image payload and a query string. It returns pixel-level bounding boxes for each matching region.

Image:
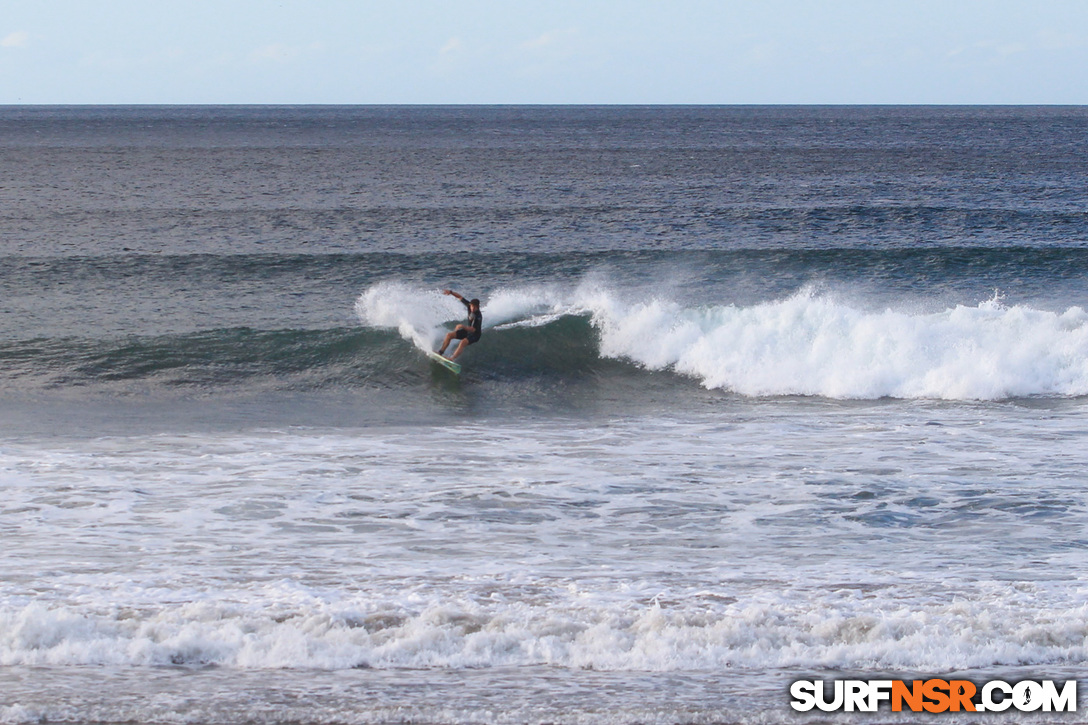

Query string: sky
[1,0,1086,104]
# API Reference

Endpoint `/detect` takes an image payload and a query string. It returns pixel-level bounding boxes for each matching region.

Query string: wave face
[356,282,1088,401]
[0,328,393,391]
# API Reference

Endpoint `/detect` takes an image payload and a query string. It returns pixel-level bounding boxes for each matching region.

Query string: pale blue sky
[1,0,1086,104]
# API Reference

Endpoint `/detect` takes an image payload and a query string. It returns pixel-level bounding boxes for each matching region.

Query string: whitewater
[5,401,1088,723]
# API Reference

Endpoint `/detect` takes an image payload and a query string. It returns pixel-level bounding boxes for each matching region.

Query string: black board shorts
[455,328,482,344]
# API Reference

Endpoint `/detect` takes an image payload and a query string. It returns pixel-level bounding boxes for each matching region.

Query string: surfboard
[426,350,462,375]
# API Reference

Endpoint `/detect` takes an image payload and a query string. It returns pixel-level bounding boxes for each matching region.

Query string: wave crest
[594,289,1088,399]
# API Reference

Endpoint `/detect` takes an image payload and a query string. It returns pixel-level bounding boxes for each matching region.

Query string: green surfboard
[426,350,462,374]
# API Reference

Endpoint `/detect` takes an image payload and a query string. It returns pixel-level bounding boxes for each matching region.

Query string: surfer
[437,289,482,360]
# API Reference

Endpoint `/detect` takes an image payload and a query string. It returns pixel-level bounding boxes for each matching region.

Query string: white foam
[4,413,1088,682]
[2,581,1086,671]
[590,289,1088,399]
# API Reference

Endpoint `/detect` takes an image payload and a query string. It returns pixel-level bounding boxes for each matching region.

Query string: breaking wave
[359,281,1088,400]
[3,581,1086,671]
[3,282,1085,401]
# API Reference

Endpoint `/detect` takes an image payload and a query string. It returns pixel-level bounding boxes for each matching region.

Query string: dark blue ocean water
[2,106,1088,425]
[1,107,1087,724]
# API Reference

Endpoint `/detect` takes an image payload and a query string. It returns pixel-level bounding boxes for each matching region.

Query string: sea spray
[355,282,466,351]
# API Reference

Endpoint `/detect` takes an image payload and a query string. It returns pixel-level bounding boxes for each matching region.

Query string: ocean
[1,105,1087,723]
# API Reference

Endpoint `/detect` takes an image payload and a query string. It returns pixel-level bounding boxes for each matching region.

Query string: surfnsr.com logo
[790,679,1077,713]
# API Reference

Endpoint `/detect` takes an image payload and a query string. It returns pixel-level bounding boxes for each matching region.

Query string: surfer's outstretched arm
[444,289,471,310]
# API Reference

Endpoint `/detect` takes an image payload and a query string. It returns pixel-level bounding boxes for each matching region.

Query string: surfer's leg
[450,338,469,360]
[437,330,457,354]
[441,326,469,355]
